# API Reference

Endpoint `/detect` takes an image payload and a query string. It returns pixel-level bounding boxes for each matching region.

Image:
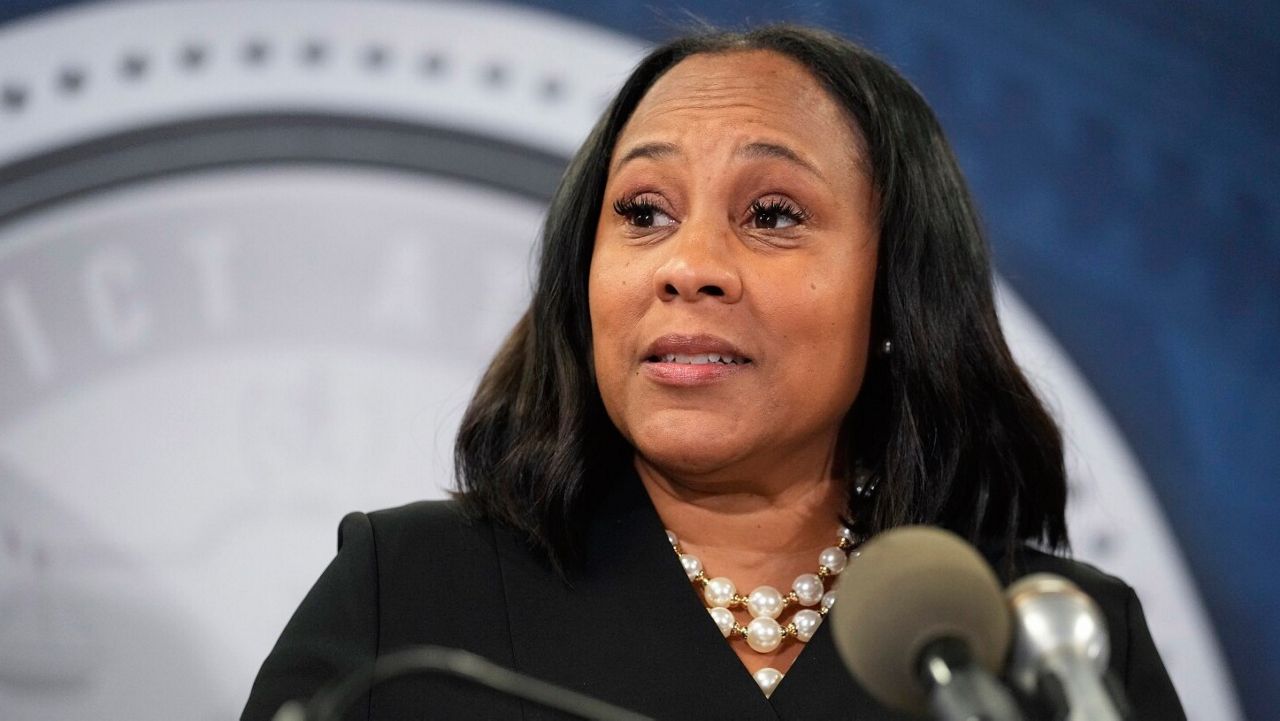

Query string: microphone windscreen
[830,526,1011,714]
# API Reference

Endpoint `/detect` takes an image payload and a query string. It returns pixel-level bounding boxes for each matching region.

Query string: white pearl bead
[679,553,703,580]
[839,526,857,543]
[791,573,824,606]
[793,609,822,642]
[665,530,678,547]
[704,577,737,608]
[746,616,782,653]
[753,667,783,698]
[821,590,838,612]
[746,585,784,619]
[709,607,735,638]
[818,546,847,574]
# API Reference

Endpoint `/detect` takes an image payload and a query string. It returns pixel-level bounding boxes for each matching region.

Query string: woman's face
[589,50,879,479]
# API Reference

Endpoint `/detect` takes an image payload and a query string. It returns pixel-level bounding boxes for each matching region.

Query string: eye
[749,198,808,230]
[613,195,676,229]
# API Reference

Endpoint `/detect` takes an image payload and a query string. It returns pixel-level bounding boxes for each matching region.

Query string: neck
[635,449,848,562]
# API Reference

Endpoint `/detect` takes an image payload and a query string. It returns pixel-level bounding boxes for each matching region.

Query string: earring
[878,339,893,357]
[854,475,880,500]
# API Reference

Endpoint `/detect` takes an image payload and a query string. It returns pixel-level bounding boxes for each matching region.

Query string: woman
[242,25,1184,720]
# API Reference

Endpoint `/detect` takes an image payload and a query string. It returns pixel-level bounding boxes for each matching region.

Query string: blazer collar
[494,461,909,720]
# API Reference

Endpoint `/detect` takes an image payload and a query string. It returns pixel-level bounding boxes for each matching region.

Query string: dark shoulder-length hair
[455,23,1067,570]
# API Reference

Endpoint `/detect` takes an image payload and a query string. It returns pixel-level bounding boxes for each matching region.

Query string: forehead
[616,49,865,173]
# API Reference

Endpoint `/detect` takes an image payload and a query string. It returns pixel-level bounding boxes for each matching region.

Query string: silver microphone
[1005,573,1126,721]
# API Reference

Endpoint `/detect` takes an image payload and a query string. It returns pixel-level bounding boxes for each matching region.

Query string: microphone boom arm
[272,646,655,721]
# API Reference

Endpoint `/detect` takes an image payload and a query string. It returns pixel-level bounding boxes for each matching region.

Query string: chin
[628,421,750,478]
[641,450,734,477]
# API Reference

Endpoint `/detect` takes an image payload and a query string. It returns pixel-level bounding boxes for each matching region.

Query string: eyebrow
[611,140,825,180]
[738,141,825,180]
[612,141,680,174]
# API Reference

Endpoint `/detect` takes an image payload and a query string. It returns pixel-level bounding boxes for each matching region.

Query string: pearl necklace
[664,527,863,697]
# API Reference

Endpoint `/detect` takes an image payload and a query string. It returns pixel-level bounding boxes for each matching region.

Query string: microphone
[271,646,654,721]
[829,526,1023,721]
[1005,574,1129,721]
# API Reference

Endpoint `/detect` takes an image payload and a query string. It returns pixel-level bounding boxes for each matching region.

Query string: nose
[653,223,743,303]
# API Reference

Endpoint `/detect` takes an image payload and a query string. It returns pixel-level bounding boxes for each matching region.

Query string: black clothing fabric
[242,469,1184,720]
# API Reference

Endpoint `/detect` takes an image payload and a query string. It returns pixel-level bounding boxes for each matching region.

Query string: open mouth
[645,353,752,366]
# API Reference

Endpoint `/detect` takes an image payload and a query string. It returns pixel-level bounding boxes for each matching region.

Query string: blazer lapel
[495,464,780,720]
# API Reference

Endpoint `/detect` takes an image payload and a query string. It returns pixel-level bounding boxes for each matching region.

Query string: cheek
[779,258,876,394]
[588,249,648,380]
[588,247,659,443]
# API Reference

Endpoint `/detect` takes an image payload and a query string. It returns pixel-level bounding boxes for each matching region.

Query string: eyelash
[748,198,809,228]
[612,195,663,226]
[610,195,810,228]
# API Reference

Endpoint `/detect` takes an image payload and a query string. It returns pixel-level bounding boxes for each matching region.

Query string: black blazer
[242,469,1184,720]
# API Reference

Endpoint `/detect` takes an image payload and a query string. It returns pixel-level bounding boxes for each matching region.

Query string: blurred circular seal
[0,2,643,718]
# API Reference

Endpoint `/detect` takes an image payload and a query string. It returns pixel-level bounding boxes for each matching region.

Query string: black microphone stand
[272,646,654,721]
[918,638,1023,721]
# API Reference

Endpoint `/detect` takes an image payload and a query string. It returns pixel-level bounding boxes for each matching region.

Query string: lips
[642,334,753,365]
[651,352,750,365]
[640,334,753,386]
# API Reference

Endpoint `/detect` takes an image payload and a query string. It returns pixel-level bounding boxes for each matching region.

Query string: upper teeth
[659,353,748,365]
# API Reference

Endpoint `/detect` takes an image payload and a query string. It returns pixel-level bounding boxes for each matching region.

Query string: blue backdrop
[2,1,1275,718]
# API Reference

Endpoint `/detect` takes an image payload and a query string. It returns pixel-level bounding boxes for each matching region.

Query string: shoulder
[241,501,526,720]
[1006,547,1135,614]
[336,499,525,659]
[1000,547,1138,665]
[338,498,504,579]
